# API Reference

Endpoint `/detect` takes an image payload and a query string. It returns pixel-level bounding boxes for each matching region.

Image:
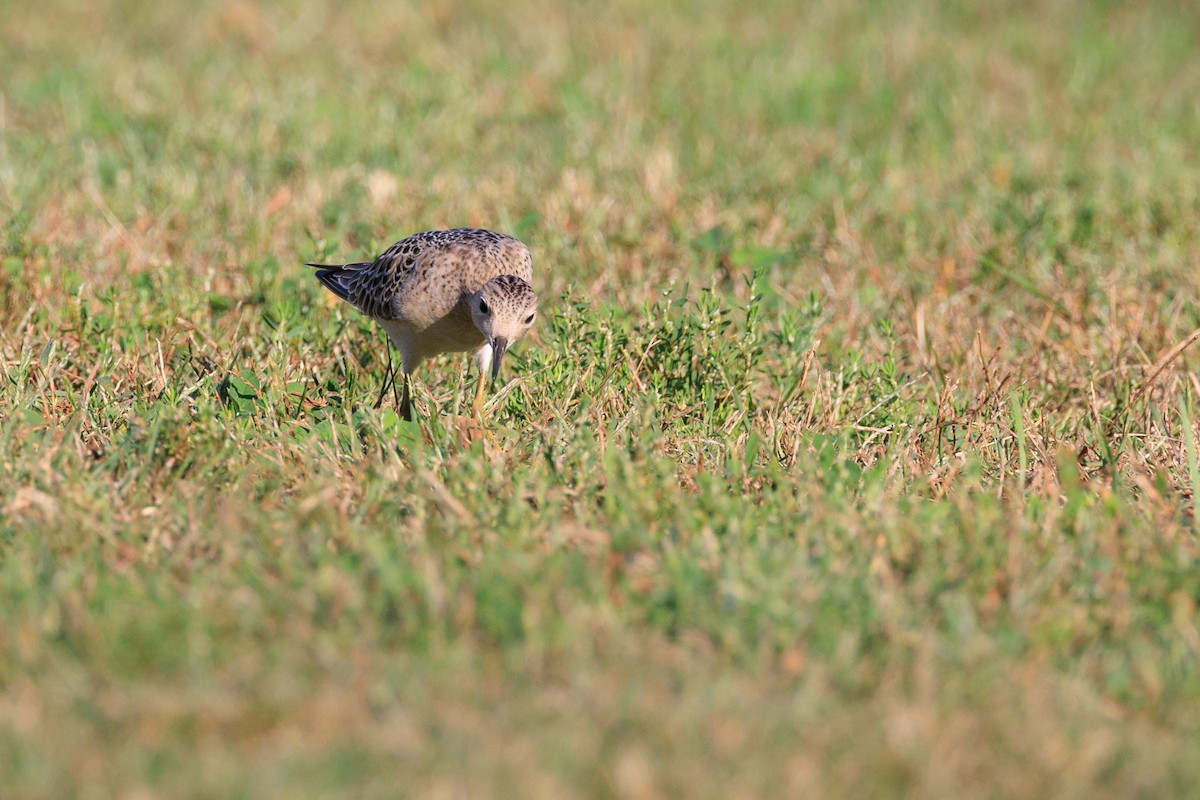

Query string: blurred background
[7,0,1198,307]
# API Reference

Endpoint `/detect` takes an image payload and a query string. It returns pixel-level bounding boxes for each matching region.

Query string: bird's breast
[379,304,483,363]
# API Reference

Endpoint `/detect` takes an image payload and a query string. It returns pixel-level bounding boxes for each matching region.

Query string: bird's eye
[479,300,489,314]
[524,313,535,325]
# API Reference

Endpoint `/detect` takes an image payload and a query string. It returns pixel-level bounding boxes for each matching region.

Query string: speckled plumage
[308,228,538,419]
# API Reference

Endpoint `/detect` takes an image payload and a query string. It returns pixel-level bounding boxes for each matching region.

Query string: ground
[2,0,1200,797]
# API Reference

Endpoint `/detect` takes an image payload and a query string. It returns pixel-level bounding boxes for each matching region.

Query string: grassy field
[4,0,1200,796]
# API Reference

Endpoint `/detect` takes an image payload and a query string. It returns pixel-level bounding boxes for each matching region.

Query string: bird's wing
[308,229,527,320]
[307,261,370,304]
[307,232,448,320]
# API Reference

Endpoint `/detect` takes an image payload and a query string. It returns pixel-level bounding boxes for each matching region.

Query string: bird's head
[469,275,538,380]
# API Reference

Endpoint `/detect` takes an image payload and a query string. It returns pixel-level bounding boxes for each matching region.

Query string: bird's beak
[490,337,509,381]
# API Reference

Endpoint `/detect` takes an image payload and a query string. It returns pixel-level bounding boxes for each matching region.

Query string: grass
[3,0,1200,796]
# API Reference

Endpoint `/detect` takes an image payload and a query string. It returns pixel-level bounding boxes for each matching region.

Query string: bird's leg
[389,350,402,409]
[471,342,493,419]
[400,372,413,422]
[455,345,497,445]
[373,347,394,410]
[472,369,487,418]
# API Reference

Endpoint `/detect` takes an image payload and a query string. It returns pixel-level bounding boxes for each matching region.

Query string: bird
[307,228,538,421]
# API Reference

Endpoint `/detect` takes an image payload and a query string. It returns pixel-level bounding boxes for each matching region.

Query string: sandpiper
[308,228,538,420]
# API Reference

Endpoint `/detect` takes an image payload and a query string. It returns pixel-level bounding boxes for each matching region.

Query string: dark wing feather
[307,261,371,305]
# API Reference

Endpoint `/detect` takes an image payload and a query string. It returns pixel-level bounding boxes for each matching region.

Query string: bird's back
[312,228,532,327]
